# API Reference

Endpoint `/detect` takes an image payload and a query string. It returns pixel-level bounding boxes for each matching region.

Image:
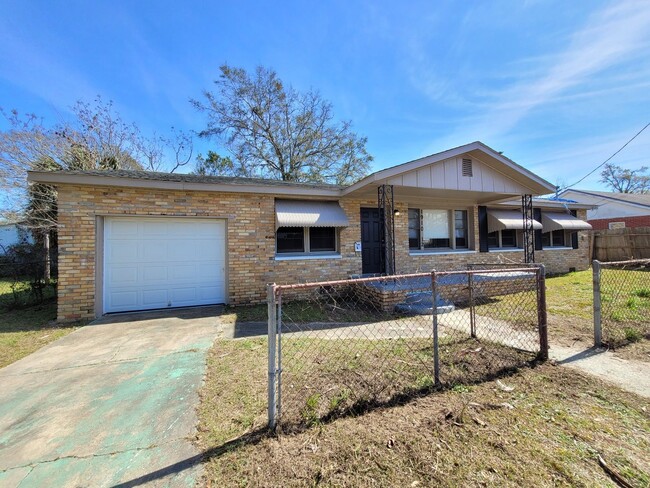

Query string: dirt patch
[548,313,650,362]
[197,339,650,487]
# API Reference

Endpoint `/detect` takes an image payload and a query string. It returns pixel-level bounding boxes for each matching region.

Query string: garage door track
[0,307,224,487]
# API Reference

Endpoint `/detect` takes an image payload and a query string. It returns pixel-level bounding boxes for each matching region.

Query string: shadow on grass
[110,359,542,488]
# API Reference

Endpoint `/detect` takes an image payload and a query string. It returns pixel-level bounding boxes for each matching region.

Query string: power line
[561,122,650,191]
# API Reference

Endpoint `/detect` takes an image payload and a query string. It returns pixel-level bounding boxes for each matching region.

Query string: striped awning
[542,212,592,232]
[487,210,542,233]
[275,200,349,230]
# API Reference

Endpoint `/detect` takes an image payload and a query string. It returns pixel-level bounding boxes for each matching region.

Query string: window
[542,230,565,248]
[488,230,518,248]
[276,226,337,254]
[408,209,421,249]
[409,208,469,251]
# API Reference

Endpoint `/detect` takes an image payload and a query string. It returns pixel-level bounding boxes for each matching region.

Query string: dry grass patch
[197,339,650,487]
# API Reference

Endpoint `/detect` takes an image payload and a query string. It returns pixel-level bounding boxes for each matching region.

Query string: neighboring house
[559,189,650,230]
[28,141,592,321]
[0,222,32,254]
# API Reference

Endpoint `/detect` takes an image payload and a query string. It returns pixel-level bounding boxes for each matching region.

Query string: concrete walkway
[549,344,650,399]
[0,306,224,488]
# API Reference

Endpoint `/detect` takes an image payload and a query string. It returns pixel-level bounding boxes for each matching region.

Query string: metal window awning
[487,210,542,233]
[541,212,592,232]
[275,200,349,229]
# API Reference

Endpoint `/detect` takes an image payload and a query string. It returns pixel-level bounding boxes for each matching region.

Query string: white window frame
[409,208,469,252]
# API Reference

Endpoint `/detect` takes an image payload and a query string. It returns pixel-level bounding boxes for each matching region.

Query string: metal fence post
[468,272,476,338]
[431,270,440,385]
[593,260,602,347]
[537,265,548,360]
[267,283,277,430]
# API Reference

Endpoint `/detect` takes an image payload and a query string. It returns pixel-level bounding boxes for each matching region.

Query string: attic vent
[462,158,473,177]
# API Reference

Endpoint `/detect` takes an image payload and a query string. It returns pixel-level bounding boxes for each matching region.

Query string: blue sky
[1,0,649,191]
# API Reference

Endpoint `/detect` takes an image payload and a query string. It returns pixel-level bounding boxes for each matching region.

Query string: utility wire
[561,122,650,191]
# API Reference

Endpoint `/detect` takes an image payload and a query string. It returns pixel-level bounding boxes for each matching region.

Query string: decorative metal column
[378,184,396,275]
[522,194,535,264]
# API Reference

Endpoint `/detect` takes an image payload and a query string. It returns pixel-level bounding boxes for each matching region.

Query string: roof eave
[26,171,344,198]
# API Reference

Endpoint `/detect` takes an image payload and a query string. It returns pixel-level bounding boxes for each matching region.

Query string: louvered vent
[462,158,473,177]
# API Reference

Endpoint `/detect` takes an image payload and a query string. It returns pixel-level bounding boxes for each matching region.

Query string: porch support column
[378,184,396,275]
[522,194,535,263]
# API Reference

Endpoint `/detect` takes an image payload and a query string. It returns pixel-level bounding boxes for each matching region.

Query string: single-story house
[0,221,32,254]
[559,189,650,230]
[28,141,593,321]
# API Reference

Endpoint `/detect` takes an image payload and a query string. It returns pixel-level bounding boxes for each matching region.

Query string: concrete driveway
[0,306,224,488]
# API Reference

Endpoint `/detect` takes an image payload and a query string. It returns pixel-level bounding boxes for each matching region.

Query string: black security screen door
[360,207,384,274]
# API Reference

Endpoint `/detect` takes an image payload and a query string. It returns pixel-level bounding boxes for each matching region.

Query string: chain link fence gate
[593,259,650,348]
[268,266,547,430]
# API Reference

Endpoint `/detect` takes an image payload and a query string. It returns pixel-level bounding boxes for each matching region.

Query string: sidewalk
[549,344,650,399]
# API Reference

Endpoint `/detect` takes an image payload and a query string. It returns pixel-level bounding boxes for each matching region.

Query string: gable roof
[559,189,650,209]
[28,141,555,199]
[342,141,555,196]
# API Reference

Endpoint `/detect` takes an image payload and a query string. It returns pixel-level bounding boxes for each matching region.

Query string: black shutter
[570,210,579,249]
[478,206,489,252]
[533,208,543,251]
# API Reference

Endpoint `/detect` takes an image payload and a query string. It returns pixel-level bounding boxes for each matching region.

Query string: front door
[360,207,384,274]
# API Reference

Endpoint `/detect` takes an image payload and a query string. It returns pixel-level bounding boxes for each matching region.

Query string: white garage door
[103,217,226,313]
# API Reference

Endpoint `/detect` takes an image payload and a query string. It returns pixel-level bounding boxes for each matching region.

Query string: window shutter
[570,210,579,249]
[533,208,543,251]
[478,206,489,252]
[462,158,473,177]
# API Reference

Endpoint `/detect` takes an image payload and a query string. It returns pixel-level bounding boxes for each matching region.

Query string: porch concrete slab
[0,306,224,487]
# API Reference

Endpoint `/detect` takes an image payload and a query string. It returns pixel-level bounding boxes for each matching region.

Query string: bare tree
[600,163,650,193]
[192,65,372,185]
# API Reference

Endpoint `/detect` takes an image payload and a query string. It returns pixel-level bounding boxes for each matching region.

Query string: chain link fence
[593,259,650,348]
[267,266,547,430]
[0,244,56,309]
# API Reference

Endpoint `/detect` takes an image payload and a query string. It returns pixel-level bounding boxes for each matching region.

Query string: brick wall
[55,184,591,321]
[589,215,650,230]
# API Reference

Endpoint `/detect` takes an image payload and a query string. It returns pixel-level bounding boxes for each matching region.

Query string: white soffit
[275,200,349,229]
[541,212,592,232]
[487,210,542,233]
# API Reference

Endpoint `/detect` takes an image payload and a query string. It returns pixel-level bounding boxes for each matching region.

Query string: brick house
[28,141,592,321]
[559,189,650,230]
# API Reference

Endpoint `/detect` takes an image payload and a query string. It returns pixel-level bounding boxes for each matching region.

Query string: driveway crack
[1,437,190,473]
[0,348,205,377]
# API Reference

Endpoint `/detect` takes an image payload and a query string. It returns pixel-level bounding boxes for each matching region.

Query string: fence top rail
[433,267,540,278]
[272,266,540,293]
[596,258,650,267]
[273,272,433,292]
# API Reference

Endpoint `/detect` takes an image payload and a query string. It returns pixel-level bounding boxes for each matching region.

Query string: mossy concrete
[0,306,224,487]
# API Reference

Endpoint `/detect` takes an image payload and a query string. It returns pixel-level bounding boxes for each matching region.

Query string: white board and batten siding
[103,217,226,314]
[385,156,529,194]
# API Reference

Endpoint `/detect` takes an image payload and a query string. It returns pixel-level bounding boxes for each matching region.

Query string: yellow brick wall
[55,184,590,321]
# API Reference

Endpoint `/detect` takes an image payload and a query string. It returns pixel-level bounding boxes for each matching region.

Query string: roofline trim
[560,189,650,209]
[26,171,343,197]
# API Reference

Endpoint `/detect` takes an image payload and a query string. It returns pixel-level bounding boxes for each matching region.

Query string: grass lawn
[0,278,78,368]
[197,338,650,487]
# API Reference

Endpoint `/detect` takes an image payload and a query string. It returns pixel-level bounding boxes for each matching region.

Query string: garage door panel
[168,264,196,280]
[142,221,169,236]
[108,290,139,309]
[142,265,168,282]
[141,241,168,261]
[108,266,138,285]
[110,220,139,236]
[109,242,139,263]
[104,218,226,313]
[142,289,169,307]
